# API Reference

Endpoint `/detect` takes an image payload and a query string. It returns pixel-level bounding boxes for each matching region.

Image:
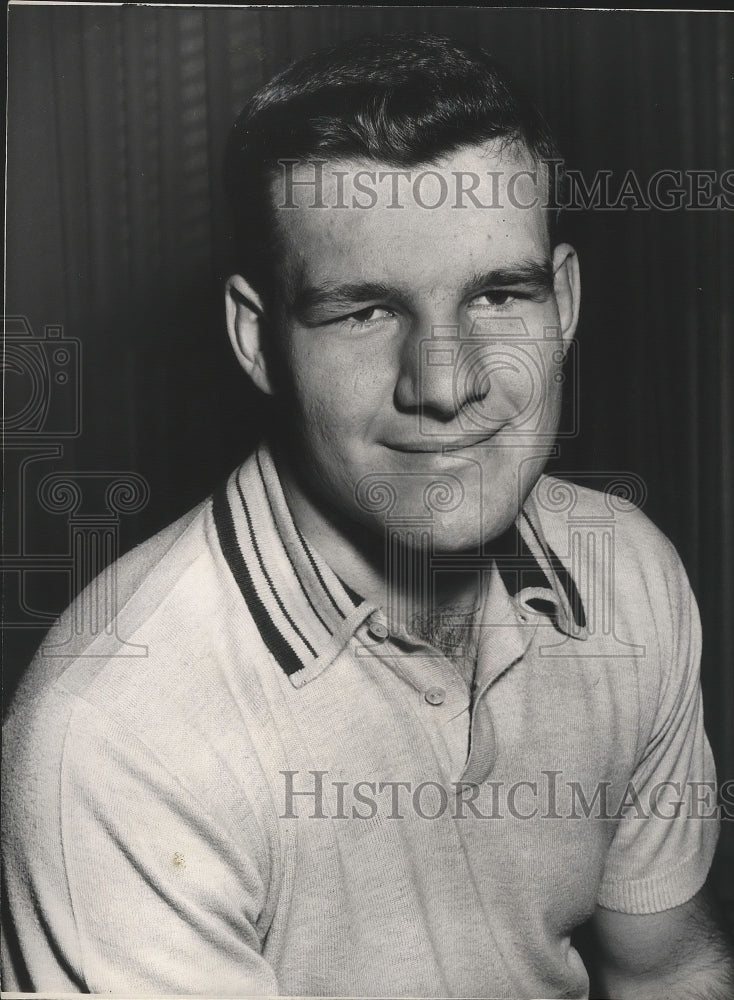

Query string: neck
[275,448,483,646]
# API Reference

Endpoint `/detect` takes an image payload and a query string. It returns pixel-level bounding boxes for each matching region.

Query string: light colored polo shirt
[2,443,719,998]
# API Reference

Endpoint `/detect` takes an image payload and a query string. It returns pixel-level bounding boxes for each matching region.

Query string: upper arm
[597,530,719,916]
[588,526,731,995]
[3,691,280,995]
[591,888,734,997]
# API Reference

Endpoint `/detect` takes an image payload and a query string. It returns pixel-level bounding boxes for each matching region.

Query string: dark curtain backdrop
[5,7,733,898]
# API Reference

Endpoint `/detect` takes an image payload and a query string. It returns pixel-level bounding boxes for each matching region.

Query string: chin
[427,506,520,554]
[352,449,531,549]
[365,488,521,556]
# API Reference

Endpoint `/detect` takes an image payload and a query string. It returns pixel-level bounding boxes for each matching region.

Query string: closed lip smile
[382,431,501,454]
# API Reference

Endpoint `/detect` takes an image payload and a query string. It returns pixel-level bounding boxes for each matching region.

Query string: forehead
[270,141,551,298]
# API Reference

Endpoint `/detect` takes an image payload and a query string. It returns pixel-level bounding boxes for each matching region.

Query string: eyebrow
[290,257,554,319]
[291,281,398,317]
[463,258,554,298]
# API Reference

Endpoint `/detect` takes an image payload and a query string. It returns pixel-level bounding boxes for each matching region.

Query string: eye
[346,306,397,326]
[471,290,518,310]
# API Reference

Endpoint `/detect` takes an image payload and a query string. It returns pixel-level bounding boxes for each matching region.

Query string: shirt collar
[499,491,588,641]
[212,443,587,687]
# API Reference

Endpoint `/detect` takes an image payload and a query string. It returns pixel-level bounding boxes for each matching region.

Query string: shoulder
[529,475,704,756]
[532,473,690,592]
[3,481,276,845]
[7,497,211,693]
[530,474,699,662]
[3,494,237,781]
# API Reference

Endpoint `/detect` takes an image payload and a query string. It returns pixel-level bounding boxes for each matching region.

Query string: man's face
[238,141,579,552]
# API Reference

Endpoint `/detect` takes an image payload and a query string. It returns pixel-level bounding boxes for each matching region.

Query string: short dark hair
[224,32,563,311]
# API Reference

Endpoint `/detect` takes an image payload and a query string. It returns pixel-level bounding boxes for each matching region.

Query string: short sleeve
[3,690,280,995]
[597,538,719,914]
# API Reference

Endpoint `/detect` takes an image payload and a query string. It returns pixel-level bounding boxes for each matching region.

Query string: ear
[225,275,274,395]
[551,243,581,346]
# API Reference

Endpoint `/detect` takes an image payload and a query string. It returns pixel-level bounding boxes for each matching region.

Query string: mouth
[382,431,501,454]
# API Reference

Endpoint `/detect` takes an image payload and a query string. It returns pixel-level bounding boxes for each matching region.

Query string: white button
[367,617,389,642]
[424,687,446,706]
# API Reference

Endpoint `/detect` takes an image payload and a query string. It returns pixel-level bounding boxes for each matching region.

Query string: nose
[393,317,489,422]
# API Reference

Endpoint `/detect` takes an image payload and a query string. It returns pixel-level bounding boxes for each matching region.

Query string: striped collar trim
[213,447,587,686]
[500,494,588,641]
[212,444,376,686]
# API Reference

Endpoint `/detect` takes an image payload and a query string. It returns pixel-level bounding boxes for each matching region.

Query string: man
[2,32,732,999]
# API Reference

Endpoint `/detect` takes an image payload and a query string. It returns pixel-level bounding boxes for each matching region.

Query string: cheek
[478,348,561,432]
[302,398,355,473]
[286,370,374,495]
[290,341,389,438]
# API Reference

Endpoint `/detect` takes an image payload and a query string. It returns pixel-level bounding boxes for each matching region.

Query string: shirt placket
[458,578,540,787]
[359,608,473,779]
